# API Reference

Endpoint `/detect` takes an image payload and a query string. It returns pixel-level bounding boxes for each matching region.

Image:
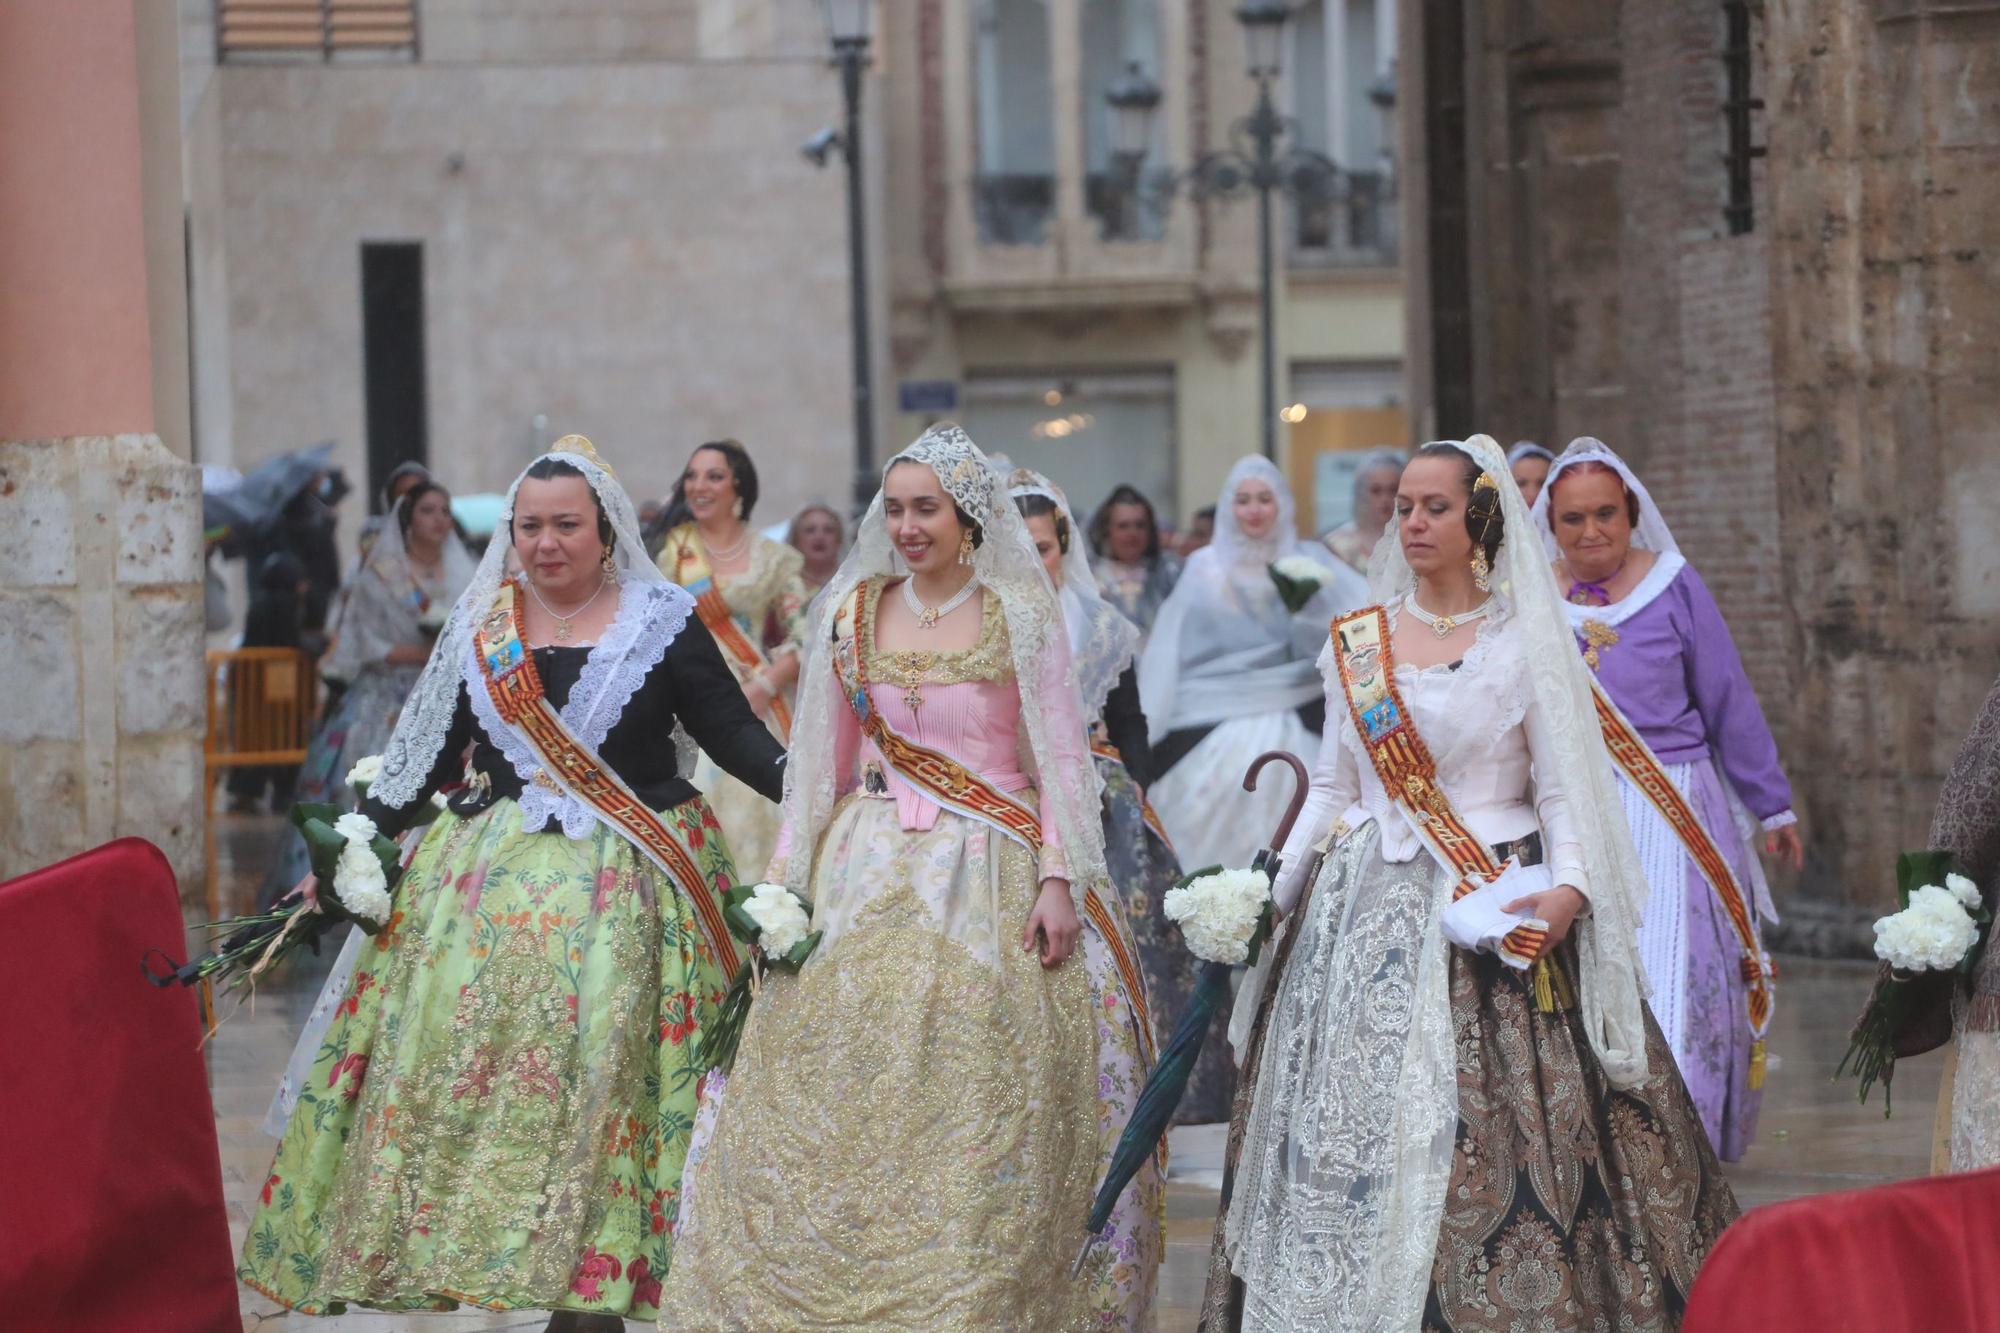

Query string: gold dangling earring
[732,497,744,520]
[958,531,975,566]
[1471,546,1491,592]
[601,546,619,578]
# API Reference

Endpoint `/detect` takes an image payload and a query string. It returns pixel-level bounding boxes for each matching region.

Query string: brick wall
[1648,238,1790,716]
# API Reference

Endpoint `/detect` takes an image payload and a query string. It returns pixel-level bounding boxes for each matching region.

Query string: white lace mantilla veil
[770,424,1110,906]
[1526,436,1682,559]
[371,436,690,813]
[323,488,480,683]
[1138,455,1369,739]
[1007,467,1142,724]
[1364,434,1654,1088]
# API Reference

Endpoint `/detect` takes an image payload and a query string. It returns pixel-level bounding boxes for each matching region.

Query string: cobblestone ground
[208,811,1937,1332]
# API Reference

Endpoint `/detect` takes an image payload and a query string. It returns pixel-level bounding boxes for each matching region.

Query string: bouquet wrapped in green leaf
[702,883,824,1073]
[1268,555,1329,614]
[1838,849,1991,1112]
[143,802,403,1000]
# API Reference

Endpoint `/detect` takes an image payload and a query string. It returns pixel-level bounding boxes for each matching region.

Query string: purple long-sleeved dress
[1566,553,1793,1161]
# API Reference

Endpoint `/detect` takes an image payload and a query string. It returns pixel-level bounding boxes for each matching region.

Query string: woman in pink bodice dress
[656,426,1161,1331]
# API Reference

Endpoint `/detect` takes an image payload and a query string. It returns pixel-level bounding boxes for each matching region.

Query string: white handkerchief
[1441,858,1551,968]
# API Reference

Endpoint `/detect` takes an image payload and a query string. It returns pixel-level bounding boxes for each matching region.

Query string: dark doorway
[360,242,429,509]
[1422,1,1473,438]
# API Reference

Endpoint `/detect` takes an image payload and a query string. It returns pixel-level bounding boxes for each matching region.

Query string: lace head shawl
[1344,446,1408,526]
[1138,454,1370,736]
[772,423,1111,898]
[1210,454,1307,568]
[371,437,684,811]
[1366,433,1655,1088]
[323,488,479,683]
[1008,467,1142,725]
[1506,440,1554,466]
[1527,436,1682,559]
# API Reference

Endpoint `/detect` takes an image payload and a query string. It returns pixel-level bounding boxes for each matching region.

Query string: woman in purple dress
[1531,437,1803,1160]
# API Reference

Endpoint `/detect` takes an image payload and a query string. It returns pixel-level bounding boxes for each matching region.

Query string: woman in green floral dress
[240,439,785,1329]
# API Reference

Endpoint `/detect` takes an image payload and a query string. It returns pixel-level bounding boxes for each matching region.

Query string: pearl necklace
[1407,594,1492,640]
[901,573,981,629]
[700,526,752,564]
[525,573,613,644]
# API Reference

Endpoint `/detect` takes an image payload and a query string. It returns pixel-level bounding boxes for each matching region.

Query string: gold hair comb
[553,434,615,478]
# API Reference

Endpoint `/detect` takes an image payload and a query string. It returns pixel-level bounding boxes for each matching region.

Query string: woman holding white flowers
[1201,437,1735,1332]
[657,426,1161,1330]
[258,480,476,907]
[239,440,786,1330]
[1138,455,1369,875]
[1871,678,2000,1171]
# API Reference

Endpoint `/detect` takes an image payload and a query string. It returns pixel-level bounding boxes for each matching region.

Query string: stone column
[0,3,205,895]
[1764,0,2000,941]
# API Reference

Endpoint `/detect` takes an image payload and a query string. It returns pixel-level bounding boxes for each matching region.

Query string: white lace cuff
[1760,809,1797,832]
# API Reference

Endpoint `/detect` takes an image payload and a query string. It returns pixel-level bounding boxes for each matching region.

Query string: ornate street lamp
[1105,1,1345,459]
[1104,61,1162,240]
[1235,0,1290,82]
[818,0,876,507]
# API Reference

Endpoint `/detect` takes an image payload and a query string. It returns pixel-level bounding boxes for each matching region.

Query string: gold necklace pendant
[916,606,940,631]
[553,617,573,644]
[1428,615,1457,640]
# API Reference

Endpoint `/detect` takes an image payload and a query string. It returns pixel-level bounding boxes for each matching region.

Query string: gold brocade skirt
[657,795,1103,1331]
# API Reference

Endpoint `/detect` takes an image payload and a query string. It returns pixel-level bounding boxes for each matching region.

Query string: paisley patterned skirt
[1201,830,1738,1331]
[237,795,741,1319]
[1098,754,1234,1125]
[658,794,1162,1331]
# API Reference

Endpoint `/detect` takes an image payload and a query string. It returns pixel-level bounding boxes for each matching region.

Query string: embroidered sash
[474,580,742,978]
[1089,737,1176,853]
[840,584,1158,1070]
[666,525,793,741]
[1331,607,1547,968]
[1591,683,1774,1080]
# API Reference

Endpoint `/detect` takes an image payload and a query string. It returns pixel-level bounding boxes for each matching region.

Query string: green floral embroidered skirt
[238,795,740,1318]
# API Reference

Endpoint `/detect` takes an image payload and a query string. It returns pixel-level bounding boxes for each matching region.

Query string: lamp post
[820,0,876,508]
[1104,61,1161,241]
[1104,0,1343,459]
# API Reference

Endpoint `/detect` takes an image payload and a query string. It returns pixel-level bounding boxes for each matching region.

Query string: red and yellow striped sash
[1592,683,1773,1075]
[475,581,742,978]
[845,584,1158,1071]
[667,526,793,741]
[1332,607,1546,967]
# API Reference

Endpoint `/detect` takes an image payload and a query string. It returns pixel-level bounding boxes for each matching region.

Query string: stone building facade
[1399,0,2000,945]
[183,0,1406,561]
[180,0,856,531]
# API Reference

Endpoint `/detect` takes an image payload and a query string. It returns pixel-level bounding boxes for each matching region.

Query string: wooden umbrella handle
[1243,750,1311,854]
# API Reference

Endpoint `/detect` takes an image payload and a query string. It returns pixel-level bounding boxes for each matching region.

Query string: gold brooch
[1580,619,1619,670]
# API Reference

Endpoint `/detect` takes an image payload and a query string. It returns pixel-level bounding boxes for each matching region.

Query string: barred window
[216,0,418,63]
[1721,0,1764,235]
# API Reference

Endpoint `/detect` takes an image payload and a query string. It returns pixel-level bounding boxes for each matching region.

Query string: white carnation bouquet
[145,798,405,1007]
[1267,555,1328,614]
[1841,850,1991,1110]
[1164,865,1276,967]
[1873,877,1983,972]
[704,882,825,1072]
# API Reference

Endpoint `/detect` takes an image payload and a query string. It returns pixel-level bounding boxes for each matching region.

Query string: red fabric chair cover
[0,839,239,1332]
[1685,1164,2000,1332]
